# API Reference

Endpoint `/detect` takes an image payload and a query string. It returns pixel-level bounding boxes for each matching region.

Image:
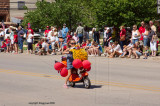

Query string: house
[0,0,54,25]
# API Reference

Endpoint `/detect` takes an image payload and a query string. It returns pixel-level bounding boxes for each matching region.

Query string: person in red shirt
[27,28,34,35]
[139,21,145,41]
[6,36,11,53]
[44,26,50,37]
[82,41,87,48]
[67,31,72,43]
[119,26,126,50]
[13,31,18,54]
[139,21,145,51]
[1,41,6,52]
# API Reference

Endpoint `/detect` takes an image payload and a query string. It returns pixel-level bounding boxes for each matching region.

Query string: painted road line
[0,69,160,92]
[91,81,160,92]
[91,80,160,90]
[0,69,64,80]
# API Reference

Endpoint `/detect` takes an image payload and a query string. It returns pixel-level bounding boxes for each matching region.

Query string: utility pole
[157,0,160,14]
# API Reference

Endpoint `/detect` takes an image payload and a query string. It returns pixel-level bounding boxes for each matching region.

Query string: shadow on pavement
[73,85,102,89]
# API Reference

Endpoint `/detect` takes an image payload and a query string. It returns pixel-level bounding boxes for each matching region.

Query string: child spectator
[1,41,6,52]
[150,35,158,57]
[103,40,114,57]
[82,41,87,48]
[13,31,18,54]
[143,46,149,59]
[93,42,103,56]
[61,56,67,67]
[87,41,98,56]
[72,32,79,44]
[84,39,91,50]
[132,42,142,59]
[35,41,42,55]
[0,28,5,51]
[40,39,48,55]
[67,31,72,43]
[26,30,34,54]
[6,36,11,53]
[109,41,123,58]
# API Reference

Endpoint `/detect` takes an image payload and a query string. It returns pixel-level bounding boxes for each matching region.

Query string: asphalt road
[0,53,160,106]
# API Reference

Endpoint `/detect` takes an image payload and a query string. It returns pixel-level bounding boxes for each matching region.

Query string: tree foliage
[93,0,158,27]
[22,0,158,30]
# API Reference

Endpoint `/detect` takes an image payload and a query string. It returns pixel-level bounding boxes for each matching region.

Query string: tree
[92,0,158,27]
[22,0,158,30]
[22,0,94,30]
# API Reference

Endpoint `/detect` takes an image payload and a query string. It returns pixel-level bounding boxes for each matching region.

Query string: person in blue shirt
[62,24,69,43]
[17,26,24,53]
[93,42,103,56]
[84,39,91,50]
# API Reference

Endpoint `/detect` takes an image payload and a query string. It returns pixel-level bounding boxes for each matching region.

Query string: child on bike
[63,39,76,88]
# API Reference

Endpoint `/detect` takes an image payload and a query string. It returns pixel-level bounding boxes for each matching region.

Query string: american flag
[1,20,5,30]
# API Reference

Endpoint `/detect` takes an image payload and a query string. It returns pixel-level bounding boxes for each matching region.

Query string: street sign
[158,0,160,5]
[157,6,160,14]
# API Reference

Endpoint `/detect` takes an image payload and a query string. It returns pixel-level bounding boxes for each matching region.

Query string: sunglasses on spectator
[71,43,76,45]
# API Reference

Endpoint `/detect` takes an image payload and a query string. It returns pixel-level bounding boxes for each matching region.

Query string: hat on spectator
[61,56,67,59]
[110,40,113,43]
[63,23,66,26]
[107,27,110,30]
[46,26,49,28]
[9,26,16,29]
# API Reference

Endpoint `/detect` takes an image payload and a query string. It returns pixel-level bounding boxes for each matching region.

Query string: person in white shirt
[131,25,140,44]
[47,26,54,40]
[39,39,48,55]
[72,32,79,44]
[109,41,122,58]
[26,30,34,54]
[50,31,58,55]
[7,26,14,52]
[89,30,93,39]
[120,39,134,58]
[103,40,114,57]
